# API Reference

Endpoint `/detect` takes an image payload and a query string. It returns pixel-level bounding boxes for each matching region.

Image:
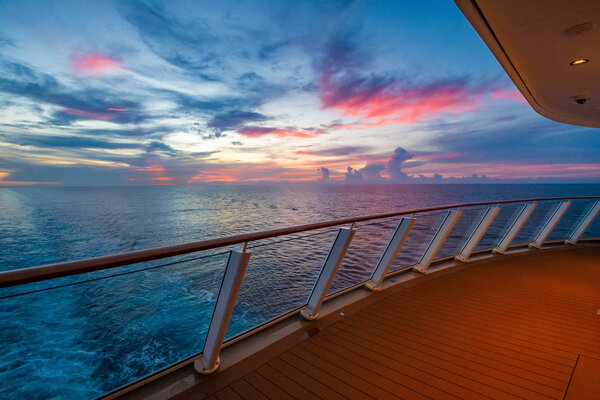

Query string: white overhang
[456,0,600,128]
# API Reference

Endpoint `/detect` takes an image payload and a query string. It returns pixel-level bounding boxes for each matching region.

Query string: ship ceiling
[457,0,600,128]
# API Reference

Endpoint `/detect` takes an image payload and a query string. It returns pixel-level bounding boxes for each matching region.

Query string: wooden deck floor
[203,246,600,400]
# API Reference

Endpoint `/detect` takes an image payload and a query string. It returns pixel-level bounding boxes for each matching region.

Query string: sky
[0,0,598,186]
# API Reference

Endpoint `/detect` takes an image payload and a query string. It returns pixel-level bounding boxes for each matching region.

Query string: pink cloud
[61,107,126,121]
[133,165,165,172]
[238,126,325,138]
[320,66,489,125]
[62,107,114,120]
[188,169,240,183]
[73,53,122,76]
[491,88,528,106]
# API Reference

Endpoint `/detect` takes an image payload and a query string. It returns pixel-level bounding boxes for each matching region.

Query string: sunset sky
[0,0,598,185]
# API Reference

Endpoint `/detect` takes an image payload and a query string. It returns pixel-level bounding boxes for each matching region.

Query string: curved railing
[1,196,599,399]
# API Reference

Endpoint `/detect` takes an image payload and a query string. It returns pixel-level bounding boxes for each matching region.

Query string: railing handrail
[0,196,598,289]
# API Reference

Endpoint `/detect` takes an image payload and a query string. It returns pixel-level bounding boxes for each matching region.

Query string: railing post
[413,210,462,273]
[194,247,251,375]
[455,206,500,262]
[493,203,536,255]
[529,201,571,249]
[300,227,356,320]
[566,201,600,245]
[366,217,415,291]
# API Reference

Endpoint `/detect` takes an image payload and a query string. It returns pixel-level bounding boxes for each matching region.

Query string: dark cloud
[360,163,385,181]
[8,135,140,150]
[258,40,295,60]
[207,110,268,132]
[386,147,412,182]
[344,166,363,182]
[238,72,263,83]
[117,1,220,75]
[320,31,392,106]
[0,60,145,124]
[0,134,182,162]
[297,146,368,156]
[158,85,281,128]
[319,31,499,124]
[145,141,178,154]
[0,35,15,48]
[79,127,171,138]
[317,166,330,181]
[402,160,427,169]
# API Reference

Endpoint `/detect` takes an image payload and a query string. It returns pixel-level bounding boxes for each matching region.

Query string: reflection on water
[0,184,599,399]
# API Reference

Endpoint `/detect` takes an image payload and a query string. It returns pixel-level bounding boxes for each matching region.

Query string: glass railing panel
[328,217,398,295]
[475,203,524,251]
[436,207,487,260]
[512,201,560,245]
[389,211,447,273]
[548,200,596,241]
[0,252,228,400]
[225,227,339,341]
[582,213,600,238]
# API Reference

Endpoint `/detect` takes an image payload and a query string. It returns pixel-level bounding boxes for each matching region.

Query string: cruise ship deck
[173,245,600,400]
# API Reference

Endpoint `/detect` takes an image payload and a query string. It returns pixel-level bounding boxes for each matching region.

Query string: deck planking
[196,246,600,399]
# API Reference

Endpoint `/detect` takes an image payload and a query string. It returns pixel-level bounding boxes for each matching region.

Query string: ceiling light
[570,59,589,66]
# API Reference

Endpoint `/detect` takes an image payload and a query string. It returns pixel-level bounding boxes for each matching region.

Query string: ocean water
[1,184,599,399]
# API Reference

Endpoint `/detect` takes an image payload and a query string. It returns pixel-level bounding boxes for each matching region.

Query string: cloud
[0,35,15,49]
[61,107,123,121]
[319,32,494,125]
[238,126,325,138]
[208,110,268,132]
[317,166,330,181]
[344,166,363,182]
[133,165,164,172]
[145,141,179,155]
[294,146,369,157]
[360,163,385,181]
[0,169,61,186]
[491,88,527,106]
[72,53,123,76]
[8,134,141,150]
[116,1,219,74]
[0,60,143,124]
[386,147,412,181]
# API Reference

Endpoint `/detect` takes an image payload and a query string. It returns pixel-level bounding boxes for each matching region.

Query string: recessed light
[570,59,589,66]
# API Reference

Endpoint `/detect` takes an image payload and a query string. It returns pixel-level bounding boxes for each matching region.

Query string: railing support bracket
[455,206,500,262]
[413,210,462,274]
[493,203,536,255]
[529,201,571,249]
[301,227,356,320]
[366,217,415,291]
[566,201,600,245]
[194,248,251,375]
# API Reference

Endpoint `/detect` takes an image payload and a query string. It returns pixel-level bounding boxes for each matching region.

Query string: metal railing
[1,196,599,397]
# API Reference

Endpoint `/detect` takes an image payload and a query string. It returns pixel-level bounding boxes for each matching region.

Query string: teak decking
[193,246,600,400]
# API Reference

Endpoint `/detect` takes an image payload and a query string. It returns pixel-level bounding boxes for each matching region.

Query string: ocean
[1,184,599,399]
